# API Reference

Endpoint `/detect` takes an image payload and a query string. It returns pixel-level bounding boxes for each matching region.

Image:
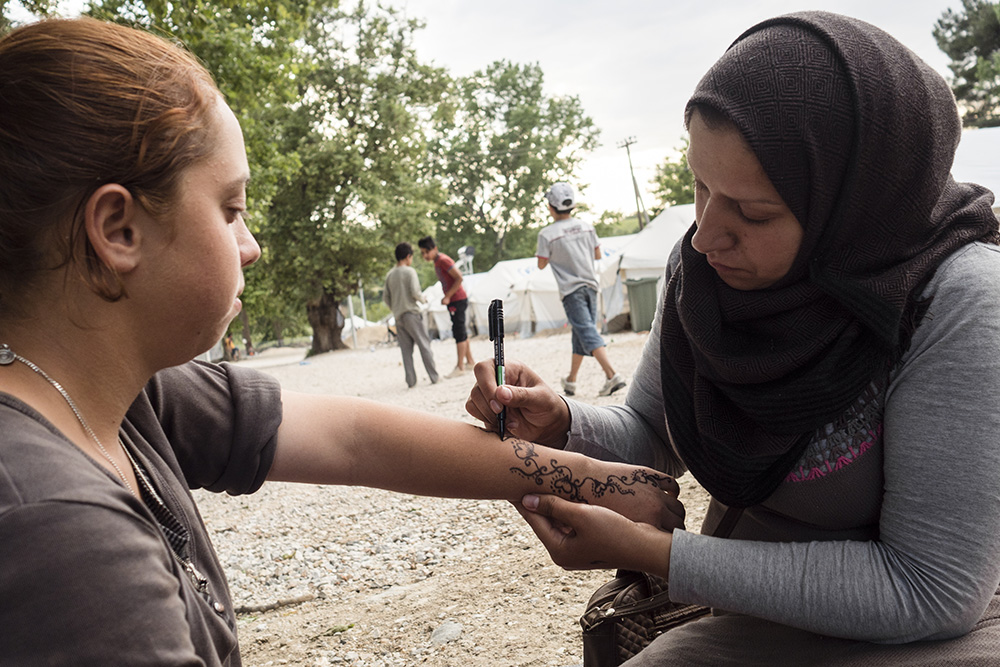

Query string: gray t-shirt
[564,241,1000,649]
[0,361,282,665]
[536,217,600,297]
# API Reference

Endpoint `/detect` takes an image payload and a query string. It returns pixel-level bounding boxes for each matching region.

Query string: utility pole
[618,136,649,230]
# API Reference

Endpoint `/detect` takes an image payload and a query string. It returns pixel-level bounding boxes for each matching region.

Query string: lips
[707,258,740,274]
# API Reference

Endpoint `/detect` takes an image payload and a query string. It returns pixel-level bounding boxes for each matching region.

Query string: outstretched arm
[269,390,685,531]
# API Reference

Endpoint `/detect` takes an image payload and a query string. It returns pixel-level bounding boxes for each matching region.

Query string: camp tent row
[421,203,696,339]
[420,125,1000,340]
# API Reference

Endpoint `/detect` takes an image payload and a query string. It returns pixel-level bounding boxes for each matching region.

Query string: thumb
[522,493,580,523]
[500,383,547,409]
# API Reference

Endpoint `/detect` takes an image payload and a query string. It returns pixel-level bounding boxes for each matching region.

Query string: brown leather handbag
[579,506,743,667]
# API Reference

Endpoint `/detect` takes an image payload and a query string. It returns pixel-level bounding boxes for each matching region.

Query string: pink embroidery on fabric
[784,426,881,483]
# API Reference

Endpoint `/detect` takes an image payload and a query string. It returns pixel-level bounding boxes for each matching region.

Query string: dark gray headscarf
[660,12,999,508]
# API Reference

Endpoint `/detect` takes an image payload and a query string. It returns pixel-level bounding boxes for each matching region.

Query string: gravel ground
[194,327,710,666]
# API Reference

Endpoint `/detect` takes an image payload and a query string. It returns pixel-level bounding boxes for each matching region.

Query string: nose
[690,199,735,256]
[237,219,261,267]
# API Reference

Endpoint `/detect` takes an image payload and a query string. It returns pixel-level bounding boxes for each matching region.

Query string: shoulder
[922,242,1000,305]
[437,253,454,267]
[904,242,1000,359]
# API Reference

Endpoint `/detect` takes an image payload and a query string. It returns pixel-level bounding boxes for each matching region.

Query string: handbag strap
[711,504,743,538]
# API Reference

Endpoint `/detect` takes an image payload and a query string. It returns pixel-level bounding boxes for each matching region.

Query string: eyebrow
[223,174,251,191]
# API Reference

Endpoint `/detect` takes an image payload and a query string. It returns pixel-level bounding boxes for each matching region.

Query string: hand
[516,494,674,576]
[441,296,450,305]
[466,359,570,447]
[583,461,685,532]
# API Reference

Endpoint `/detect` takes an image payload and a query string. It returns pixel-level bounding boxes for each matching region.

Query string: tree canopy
[260,2,448,353]
[934,0,1000,127]
[430,61,600,266]
[649,137,694,216]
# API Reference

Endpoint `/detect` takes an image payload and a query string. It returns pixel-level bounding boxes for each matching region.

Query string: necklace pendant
[0,344,14,365]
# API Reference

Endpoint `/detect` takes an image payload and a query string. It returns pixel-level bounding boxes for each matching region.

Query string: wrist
[545,396,572,448]
[636,526,674,579]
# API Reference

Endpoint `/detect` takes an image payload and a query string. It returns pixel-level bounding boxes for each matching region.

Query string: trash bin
[625,277,660,332]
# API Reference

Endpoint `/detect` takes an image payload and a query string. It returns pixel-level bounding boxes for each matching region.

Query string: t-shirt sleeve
[536,230,550,258]
[0,500,214,665]
[136,361,282,495]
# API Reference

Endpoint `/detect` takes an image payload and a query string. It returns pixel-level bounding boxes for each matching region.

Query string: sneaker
[444,366,468,379]
[598,373,626,397]
[560,376,577,396]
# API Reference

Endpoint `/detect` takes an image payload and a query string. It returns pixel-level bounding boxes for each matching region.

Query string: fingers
[643,470,680,497]
[521,493,583,525]
[662,494,686,530]
[513,498,573,546]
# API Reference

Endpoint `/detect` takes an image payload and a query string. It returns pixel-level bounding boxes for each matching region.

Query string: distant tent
[420,205,697,338]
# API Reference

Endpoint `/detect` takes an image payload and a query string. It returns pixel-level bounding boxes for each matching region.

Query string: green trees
[934,0,1000,127]
[87,0,331,350]
[649,137,695,215]
[431,61,600,266]
[262,3,447,354]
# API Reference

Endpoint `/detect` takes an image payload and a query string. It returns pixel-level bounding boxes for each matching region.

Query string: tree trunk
[271,321,285,348]
[307,289,347,355]
[239,309,255,356]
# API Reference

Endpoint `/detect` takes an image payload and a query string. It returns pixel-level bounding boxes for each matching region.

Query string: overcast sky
[395,0,960,216]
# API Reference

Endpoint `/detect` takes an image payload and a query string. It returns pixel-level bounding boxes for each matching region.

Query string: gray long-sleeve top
[564,242,1000,643]
[383,264,426,319]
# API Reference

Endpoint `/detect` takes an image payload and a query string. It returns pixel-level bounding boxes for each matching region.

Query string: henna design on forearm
[508,440,672,502]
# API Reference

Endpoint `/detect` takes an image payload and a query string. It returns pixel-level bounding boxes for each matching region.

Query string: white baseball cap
[545,182,576,212]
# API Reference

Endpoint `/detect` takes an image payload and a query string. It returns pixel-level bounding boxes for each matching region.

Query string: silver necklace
[0,343,135,495]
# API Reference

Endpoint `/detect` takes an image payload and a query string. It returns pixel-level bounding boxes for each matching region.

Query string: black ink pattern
[508,440,671,502]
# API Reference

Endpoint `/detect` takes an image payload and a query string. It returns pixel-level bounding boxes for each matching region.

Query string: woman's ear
[84,183,143,274]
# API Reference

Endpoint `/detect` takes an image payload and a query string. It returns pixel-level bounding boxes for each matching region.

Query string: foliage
[934,0,1000,127]
[0,0,55,33]
[649,136,694,216]
[260,1,448,353]
[86,0,327,207]
[430,61,600,268]
[594,210,641,238]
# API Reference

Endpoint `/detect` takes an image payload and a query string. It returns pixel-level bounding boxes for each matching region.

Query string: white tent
[421,233,640,339]
[614,204,695,280]
[418,209,700,338]
[597,204,696,324]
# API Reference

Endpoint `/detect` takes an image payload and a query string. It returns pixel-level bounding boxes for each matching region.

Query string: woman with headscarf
[469,11,1000,662]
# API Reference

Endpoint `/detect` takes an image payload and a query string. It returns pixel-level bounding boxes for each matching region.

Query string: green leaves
[430,60,600,266]
[934,0,1000,127]
[649,136,694,216]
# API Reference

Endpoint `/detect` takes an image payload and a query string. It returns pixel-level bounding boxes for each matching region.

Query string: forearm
[270,391,646,504]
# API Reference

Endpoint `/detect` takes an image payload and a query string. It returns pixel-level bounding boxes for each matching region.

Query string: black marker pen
[488,299,506,439]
